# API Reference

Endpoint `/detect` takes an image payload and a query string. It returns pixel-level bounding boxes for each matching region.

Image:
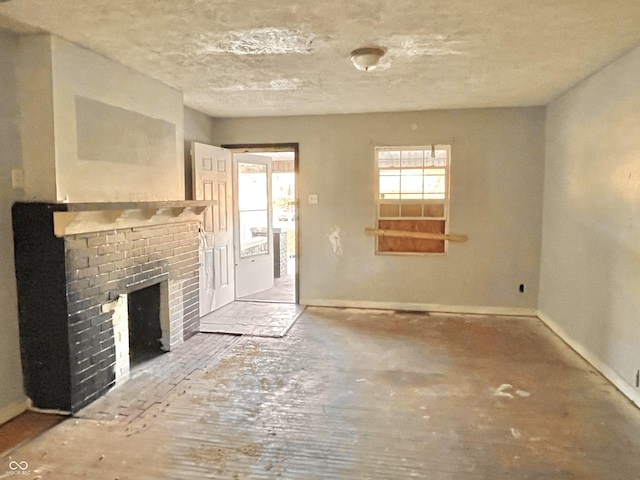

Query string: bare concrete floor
[2,308,640,479]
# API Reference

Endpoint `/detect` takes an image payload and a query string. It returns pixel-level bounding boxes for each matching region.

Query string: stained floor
[2,307,640,479]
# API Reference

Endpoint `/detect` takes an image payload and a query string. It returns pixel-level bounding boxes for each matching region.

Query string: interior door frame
[222,143,299,305]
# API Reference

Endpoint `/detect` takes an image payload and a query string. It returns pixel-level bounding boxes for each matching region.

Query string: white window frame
[375,145,451,255]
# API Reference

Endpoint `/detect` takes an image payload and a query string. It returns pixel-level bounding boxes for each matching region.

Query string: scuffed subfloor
[3,307,640,479]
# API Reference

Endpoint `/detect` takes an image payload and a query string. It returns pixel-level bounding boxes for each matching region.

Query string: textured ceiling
[2,0,640,117]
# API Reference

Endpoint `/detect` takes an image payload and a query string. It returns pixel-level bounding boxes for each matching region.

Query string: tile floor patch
[199,301,304,337]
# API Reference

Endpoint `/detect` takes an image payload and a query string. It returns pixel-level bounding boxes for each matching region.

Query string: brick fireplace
[12,201,210,413]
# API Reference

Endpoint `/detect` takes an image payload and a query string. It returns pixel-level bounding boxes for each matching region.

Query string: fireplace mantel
[30,201,214,237]
[12,201,203,412]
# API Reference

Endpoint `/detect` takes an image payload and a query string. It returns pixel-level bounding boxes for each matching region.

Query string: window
[237,162,269,258]
[375,145,451,254]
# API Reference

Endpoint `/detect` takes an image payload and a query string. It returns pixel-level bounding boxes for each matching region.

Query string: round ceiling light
[350,47,385,72]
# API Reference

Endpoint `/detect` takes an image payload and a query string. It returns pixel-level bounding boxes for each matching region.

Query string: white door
[192,142,235,315]
[234,153,274,298]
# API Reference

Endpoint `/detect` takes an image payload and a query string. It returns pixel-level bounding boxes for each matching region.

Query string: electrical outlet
[308,194,318,204]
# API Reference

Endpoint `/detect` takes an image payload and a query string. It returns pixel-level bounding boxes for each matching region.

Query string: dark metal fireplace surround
[12,201,210,413]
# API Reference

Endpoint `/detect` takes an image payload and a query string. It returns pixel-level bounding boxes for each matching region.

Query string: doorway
[191,142,299,312]
[193,142,301,337]
[231,147,297,304]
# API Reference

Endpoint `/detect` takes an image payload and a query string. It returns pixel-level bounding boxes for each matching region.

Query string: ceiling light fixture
[350,47,385,72]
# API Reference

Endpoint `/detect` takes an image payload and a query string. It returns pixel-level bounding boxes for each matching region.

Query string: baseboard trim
[537,310,640,409]
[300,299,537,317]
[0,397,28,426]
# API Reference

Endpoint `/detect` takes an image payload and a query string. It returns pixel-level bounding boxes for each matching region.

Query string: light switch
[308,194,318,204]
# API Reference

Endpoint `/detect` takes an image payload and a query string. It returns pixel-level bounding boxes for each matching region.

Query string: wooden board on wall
[378,219,445,253]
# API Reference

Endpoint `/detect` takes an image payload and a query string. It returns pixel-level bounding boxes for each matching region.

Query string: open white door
[192,142,235,315]
[234,153,274,298]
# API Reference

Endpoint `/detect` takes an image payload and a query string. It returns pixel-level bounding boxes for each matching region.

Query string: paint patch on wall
[75,96,176,166]
[327,227,344,257]
[200,28,317,55]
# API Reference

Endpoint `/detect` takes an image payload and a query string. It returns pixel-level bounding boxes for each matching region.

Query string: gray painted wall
[539,44,640,393]
[211,108,546,312]
[0,29,27,423]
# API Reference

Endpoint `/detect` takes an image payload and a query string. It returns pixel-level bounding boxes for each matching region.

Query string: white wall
[51,36,185,202]
[211,108,545,313]
[18,35,186,203]
[0,29,27,424]
[539,44,640,399]
[16,34,57,201]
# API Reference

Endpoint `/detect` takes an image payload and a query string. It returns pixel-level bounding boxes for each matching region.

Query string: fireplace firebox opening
[128,283,165,367]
